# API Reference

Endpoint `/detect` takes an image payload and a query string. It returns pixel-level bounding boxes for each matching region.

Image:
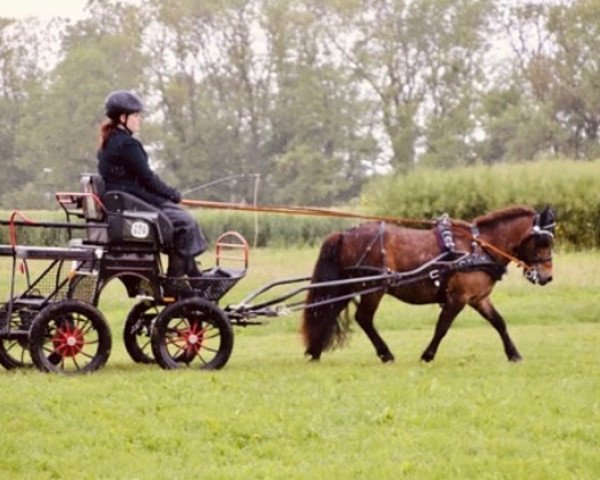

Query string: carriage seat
[80,174,174,250]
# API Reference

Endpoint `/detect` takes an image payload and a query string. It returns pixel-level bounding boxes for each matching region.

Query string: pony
[301,205,555,363]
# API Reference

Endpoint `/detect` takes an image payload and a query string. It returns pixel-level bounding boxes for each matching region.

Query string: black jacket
[97,128,181,207]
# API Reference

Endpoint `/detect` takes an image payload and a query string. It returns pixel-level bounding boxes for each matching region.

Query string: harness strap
[436,214,455,252]
[353,222,387,269]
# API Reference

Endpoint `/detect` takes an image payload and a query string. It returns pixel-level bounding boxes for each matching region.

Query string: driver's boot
[185,257,203,277]
[185,257,204,290]
[164,253,193,298]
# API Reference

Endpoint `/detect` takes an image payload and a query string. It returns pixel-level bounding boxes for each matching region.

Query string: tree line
[0,0,597,209]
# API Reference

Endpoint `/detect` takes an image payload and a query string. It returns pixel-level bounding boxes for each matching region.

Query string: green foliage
[484,1,600,161]
[362,159,600,248]
[320,0,494,170]
[2,0,600,210]
[0,18,46,201]
[2,3,149,208]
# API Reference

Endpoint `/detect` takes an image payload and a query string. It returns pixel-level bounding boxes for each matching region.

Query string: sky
[0,0,89,20]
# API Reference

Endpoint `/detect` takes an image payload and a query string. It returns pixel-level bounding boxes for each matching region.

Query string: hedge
[361,159,600,249]
[1,159,597,249]
[0,209,355,249]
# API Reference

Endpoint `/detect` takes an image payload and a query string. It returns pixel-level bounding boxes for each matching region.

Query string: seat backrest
[80,174,108,244]
[81,174,106,221]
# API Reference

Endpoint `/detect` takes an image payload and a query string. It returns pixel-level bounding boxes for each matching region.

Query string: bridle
[527,213,556,263]
[471,210,555,283]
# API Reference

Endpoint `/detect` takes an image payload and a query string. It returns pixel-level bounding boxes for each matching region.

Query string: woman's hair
[98,118,119,151]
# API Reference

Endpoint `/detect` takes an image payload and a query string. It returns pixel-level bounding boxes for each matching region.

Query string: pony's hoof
[508,354,523,363]
[420,352,435,363]
[305,352,321,362]
[379,352,395,363]
[304,349,321,362]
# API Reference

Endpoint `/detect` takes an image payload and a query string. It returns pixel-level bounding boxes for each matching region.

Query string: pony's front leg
[421,301,464,362]
[471,298,522,362]
[355,294,394,363]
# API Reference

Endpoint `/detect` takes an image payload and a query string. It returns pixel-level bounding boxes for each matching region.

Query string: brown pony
[301,206,555,363]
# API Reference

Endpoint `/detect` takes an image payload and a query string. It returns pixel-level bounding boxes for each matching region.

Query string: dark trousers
[161,202,207,258]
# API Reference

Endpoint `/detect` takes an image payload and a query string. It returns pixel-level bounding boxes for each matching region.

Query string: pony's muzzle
[524,268,552,285]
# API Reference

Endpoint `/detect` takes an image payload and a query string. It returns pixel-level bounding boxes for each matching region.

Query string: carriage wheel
[123,301,162,364]
[0,302,40,370]
[0,325,33,370]
[29,300,112,374]
[151,298,234,371]
[0,329,32,370]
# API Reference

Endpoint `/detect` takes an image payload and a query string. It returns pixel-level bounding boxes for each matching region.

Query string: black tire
[0,327,32,370]
[151,298,234,371]
[123,301,161,364]
[0,301,40,370]
[29,300,112,374]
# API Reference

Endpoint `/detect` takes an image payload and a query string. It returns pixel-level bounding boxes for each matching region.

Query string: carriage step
[0,245,96,261]
[11,298,45,307]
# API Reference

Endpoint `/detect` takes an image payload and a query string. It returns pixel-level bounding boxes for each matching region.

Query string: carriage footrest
[188,268,245,302]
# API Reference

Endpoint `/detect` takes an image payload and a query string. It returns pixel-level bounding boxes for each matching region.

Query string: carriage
[0,174,250,373]
[0,174,555,374]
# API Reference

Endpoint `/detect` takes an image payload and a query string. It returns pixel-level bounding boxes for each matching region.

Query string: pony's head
[517,206,555,285]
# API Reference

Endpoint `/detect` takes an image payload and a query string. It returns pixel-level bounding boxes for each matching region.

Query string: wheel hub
[52,325,85,357]
[181,324,204,355]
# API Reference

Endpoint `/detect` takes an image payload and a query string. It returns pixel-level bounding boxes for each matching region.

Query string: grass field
[0,248,598,479]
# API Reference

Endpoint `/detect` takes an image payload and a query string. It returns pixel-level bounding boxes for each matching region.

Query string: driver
[97,90,206,278]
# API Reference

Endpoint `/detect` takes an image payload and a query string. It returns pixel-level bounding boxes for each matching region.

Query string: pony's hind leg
[471,298,522,362]
[421,301,465,362]
[355,294,394,363]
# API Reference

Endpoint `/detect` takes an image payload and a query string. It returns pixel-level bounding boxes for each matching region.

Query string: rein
[181,199,435,227]
[472,235,531,271]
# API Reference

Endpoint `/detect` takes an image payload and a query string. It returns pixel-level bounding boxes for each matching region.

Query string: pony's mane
[474,205,534,228]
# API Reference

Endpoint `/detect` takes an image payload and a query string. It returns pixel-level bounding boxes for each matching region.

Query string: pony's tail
[301,232,352,360]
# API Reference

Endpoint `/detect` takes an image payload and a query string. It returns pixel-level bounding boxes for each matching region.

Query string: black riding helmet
[105,90,144,120]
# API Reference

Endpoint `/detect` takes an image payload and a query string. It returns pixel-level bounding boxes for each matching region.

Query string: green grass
[0,248,598,479]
